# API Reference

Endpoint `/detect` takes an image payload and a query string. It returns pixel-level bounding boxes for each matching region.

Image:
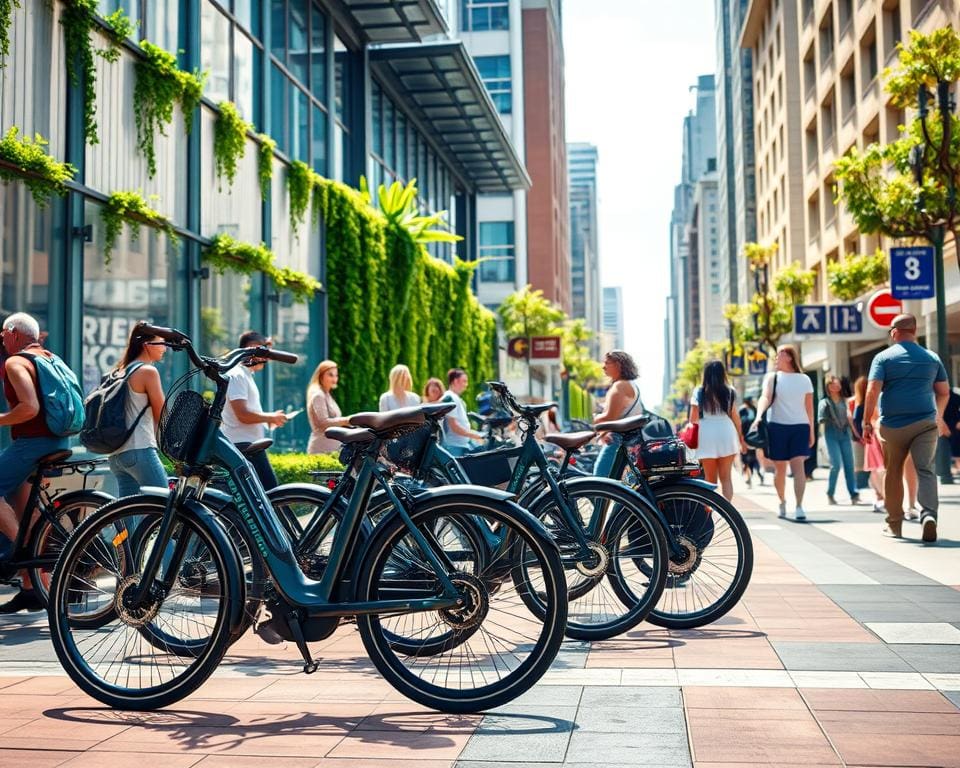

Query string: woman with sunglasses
[108,324,169,496]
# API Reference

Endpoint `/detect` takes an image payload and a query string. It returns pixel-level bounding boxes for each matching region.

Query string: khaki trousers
[878,420,939,527]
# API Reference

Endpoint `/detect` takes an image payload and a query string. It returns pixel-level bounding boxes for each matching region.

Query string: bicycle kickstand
[285,611,320,674]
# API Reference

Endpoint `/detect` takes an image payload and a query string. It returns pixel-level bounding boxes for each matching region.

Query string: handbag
[678,421,699,449]
[745,373,777,451]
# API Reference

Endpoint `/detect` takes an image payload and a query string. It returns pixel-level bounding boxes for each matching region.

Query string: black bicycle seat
[349,406,425,435]
[324,427,376,444]
[422,403,456,420]
[520,402,557,417]
[241,438,273,457]
[598,414,652,434]
[543,431,595,450]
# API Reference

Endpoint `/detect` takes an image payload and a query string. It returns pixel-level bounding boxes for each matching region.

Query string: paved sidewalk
[0,476,958,767]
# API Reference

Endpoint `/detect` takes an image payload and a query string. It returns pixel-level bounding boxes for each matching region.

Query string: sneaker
[905,507,920,521]
[921,516,938,544]
[873,501,886,514]
[881,524,902,539]
[794,506,807,522]
[778,500,787,518]
[0,589,42,614]
[827,495,837,506]
[851,494,861,505]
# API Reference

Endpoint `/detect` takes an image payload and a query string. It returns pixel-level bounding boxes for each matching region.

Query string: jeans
[823,427,857,499]
[235,442,278,491]
[109,447,168,498]
[594,435,622,478]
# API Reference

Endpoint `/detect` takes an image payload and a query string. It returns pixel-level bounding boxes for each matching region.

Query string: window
[201,3,232,104]
[819,12,835,70]
[460,0,509,31]
[806,119,818,166]
[478,222,515,283]
[841,65,856,119]
[839,0,853,32]
[474,55,512,114]
[861,24,878,88]
[883,5,901,61]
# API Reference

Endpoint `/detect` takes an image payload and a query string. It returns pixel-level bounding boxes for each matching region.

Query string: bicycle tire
[357,495,567,713]
[47,497,240,710]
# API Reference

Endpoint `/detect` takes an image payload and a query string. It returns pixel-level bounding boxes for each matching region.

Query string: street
[1,475,958,768]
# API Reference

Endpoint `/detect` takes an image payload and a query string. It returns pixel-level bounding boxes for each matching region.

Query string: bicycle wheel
[29,491,111,608]
[357,495,566,713]
[642,485,753,629]
[47,498,239,710]
[519,479,669,641]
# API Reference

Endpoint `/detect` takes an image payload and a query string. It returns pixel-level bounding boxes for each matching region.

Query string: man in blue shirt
[862,314,950,542]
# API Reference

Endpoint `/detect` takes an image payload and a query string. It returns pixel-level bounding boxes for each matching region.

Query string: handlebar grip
[136,322,189,344]
[260,347,299,364]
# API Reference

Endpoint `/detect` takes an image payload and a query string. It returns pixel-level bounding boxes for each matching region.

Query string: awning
[334,0,448,43]
[370,42,531,193]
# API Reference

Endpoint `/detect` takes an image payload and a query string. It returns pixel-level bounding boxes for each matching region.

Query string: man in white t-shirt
[222,331,287,489]
[441,368,483,457]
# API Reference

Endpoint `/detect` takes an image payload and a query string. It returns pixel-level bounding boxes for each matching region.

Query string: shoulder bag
[745,373,777,451]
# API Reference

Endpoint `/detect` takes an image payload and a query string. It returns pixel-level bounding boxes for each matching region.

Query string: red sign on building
[866,290,903,329]
[530,336,562,361]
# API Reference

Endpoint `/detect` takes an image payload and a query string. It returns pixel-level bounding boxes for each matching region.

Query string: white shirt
[763,371,813,426]
[441,389,472,448]
[379,391,421,411]
[222,365,266,444]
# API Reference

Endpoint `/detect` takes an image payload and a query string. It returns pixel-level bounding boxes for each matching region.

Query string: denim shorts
[0,436,70,498]
[767,422,810,461]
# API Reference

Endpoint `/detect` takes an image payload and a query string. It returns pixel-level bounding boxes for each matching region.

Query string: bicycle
[0,451,112,607]
[47,323,568,713]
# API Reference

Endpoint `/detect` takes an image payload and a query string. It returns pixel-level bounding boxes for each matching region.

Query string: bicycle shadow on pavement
[0,616,52,647]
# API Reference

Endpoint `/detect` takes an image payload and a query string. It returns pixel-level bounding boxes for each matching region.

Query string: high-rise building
[693,163,726,343]
[715,0,757,304]
[568,142,602,344]
[602,286,624,352]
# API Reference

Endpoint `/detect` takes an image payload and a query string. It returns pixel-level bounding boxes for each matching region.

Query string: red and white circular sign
[866,289,903,329]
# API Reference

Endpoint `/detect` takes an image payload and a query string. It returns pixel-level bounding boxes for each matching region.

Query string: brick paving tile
[61,753,204,767]
[0,749,87,767]
[672,637,784,669]
[815,708,960,734]
[800,688,960,712]
[827,733,960,767]
[1,676,85,696]
[682,686,807,709]
[91,728,347,758]
[192,758,316,768]
[325,728,473,760]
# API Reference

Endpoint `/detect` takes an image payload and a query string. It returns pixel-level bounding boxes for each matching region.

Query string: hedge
[268,452,343,484]
[313,177,497,414]
[569,381,595,422]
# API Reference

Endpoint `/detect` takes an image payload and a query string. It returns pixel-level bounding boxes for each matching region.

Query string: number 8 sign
[890,246,935,300]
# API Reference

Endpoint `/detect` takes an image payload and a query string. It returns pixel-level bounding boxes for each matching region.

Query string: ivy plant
[102,190,179,258]
[257,133,275,198]
[213,101,252,190]
[134,40,207,178]
[827,249,890,301]
[0,127,77,206]
[287,160,314,234]
[0,0,20,66]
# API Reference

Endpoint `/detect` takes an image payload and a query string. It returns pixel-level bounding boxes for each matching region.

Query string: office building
[568,142,601,344]
[602,286,624,352]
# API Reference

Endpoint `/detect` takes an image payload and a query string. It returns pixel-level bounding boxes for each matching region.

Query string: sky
[562,0,718,409]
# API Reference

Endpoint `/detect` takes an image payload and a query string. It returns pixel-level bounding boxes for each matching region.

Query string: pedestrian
[862,314,950,542]
[440,368,483,457]
[379,364,421,411]
[221,331,286,490]
[306,359,351,454]
[594,350,645,478]
[818,374,861,505]
[108,324,169,497]
[422,377,444,404]
[0,313,72,612]
[855,375,886,513]
[689,360,747,501]
[945,387,960,477]
[749,344,814,521]
[738,395,763,487]
[851,375,867,489]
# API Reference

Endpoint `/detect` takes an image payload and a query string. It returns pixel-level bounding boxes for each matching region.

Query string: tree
[561,318,603,384]
[497,284,565,339]
[826,249,889,300]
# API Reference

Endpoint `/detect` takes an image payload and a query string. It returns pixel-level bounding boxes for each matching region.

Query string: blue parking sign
[890,246,935,299]
[794,304,827,334]
[829,304,862,333]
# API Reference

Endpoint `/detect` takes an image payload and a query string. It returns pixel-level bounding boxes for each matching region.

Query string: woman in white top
[307,360,350,454]
[690,360,747,501]
[109,325,168,497]
[594,350,644,477]
[379,364,421,411]
[750,344,815,521]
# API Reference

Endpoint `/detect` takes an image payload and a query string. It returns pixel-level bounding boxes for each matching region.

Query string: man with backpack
[0,313,80,613]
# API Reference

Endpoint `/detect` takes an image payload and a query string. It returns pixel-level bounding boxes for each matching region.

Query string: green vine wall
[0,0,20,66]
[0,127,76,206]
[213,100,251,189]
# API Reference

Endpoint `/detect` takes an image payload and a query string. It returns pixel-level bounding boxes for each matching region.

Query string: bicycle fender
[409,484,516,503]
[139,485,235,512]
[52,489,114,508]
[649,477,718,493]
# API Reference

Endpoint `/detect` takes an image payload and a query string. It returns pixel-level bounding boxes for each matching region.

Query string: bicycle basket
[159,389,210,463]
[383,423,434,472]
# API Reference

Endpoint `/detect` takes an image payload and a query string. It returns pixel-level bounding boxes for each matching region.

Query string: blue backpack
[18,351,85,437]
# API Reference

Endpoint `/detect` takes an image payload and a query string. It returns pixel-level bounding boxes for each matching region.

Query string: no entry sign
[866,289,903,329]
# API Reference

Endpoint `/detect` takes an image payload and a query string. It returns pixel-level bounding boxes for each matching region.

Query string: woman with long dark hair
[109,324,168,496]
[690,360,746,501]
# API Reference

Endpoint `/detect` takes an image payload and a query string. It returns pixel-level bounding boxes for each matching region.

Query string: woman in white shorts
[690,360,747,501]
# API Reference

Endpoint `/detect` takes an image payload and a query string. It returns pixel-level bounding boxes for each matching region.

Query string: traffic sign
[530,336,562,362]
[507,337,529,359]
[794,304,827,334]
[747,348,768,376]
[829,304,862,333]
[890,246,935,299]
[866,289,903,329]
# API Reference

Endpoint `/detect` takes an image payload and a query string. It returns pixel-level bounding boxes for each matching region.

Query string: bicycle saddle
[349,406,425,434]
[422,403,456,419]
[520,402,557,416]
[38,450,73,466]
[597,414,652,434]
[324,427,376,444]
[241,438,273,457]
[543,431,595,450]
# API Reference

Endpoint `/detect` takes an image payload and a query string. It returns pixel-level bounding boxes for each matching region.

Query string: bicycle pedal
[303,661,319,674]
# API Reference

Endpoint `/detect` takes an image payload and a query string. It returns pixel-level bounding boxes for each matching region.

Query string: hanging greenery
[0,127,77,206]
[213,101,252,190]
[100,7,136,62]
[60,0,100,145]
[134,40,206,178]
[257,133,275,199]
[102,190,179,257]
[0,0,20,66]
[287,160,314,234]
[203,233,321,304]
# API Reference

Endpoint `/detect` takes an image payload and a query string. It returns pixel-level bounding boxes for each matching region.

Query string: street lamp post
[908,81,955,483]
